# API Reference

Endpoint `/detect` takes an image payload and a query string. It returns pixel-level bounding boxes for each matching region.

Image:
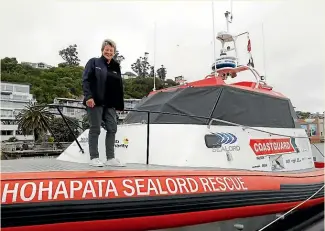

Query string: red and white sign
[249,138,295,156]
[0,176,252,204]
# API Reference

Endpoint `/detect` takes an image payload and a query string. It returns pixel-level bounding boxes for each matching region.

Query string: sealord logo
[214,132,237,144]
[205,132,240,152]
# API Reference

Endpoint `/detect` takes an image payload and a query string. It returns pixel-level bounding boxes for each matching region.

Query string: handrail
[33,103,313,165]
[208,118,309,139]
[44,104,211,120]
[237,65,261,88]
[210,64,262,89]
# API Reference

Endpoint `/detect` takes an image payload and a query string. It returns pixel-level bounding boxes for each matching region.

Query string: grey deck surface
[0,158,319,174]
[0,158,222,173]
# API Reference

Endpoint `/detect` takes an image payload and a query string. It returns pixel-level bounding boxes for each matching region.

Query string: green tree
[1,57,19,73]
[1,55,177,104]
[49,117,80,142]
[1,57,84,104]
[16,102,53,141]
[123,77,175,99]
[58,44,80,66]
[164,78,177,88]
[131,52,150,77]
[131,58,142,76]
[157,65,167,80]
[296,111,311,119]
[113,50,125,64]
[149,66,155,77]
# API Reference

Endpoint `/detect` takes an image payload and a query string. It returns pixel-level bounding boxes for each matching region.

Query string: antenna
[225,0,233,32]
[211,1,217,77]
[261,23,267,81]
[153,21,157,91]
[211,0,236,76]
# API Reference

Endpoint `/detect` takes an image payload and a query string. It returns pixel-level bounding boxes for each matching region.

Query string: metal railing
[43,104,213,164]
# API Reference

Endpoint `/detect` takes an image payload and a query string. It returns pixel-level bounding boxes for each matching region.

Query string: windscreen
[211,86,296,128]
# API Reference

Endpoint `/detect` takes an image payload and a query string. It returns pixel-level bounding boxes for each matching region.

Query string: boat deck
[0,158,321,175]
[1,158,223,173]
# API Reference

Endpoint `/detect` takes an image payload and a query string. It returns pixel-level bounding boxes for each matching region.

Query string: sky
[0,0,324,113]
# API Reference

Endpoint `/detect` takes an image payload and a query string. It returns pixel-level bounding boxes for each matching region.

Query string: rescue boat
[1,4,324,231]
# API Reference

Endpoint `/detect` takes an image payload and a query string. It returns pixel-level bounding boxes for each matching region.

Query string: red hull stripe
[2,198,323,231]
[1,175,278,204]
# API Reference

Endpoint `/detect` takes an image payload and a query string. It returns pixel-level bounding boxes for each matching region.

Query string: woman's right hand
[86,98,95,108]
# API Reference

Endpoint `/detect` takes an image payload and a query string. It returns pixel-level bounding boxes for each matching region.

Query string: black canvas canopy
[124,85,298,128]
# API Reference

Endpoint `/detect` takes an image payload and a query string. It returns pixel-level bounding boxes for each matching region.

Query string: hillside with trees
[1,44,177,104]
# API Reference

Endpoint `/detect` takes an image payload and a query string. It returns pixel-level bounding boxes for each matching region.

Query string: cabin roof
[149,77,286,99]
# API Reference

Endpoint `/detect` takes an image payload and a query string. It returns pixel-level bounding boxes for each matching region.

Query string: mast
[211,1,217,77]
[225,0,233,32]
[153,21,157,91]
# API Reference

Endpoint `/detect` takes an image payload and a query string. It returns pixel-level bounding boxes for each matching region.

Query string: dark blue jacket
[82,56,124,111]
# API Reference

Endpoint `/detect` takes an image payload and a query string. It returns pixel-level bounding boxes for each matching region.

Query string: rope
[257,184,325,231]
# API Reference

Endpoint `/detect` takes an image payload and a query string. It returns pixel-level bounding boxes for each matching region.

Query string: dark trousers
[87,106,117,160]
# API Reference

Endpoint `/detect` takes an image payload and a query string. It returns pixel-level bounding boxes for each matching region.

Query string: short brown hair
[101,39,116,52]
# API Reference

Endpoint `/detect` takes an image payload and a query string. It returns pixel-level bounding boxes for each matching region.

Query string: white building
[0,82,36,141]
[48,97,86,120]
[174,75,186,85]
[21,62,53,69]
[49,97,141,121]
[122,72,137,80]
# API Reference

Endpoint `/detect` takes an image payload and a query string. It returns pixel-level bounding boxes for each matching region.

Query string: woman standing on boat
[82,39,125,167]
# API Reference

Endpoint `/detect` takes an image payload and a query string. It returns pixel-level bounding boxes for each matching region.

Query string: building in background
[174,75,186,85]
[49,97,141,122]
[21,61,53,69]
[122,72,137,80]
[0,82,36,141]
[48,97,86,120]
[299,117,324,143]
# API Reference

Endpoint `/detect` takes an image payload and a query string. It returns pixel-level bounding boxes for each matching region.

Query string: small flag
[247,39,251,52]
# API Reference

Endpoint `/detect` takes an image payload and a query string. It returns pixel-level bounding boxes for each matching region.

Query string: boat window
[124,87,223,124]
[211,86,296,128]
